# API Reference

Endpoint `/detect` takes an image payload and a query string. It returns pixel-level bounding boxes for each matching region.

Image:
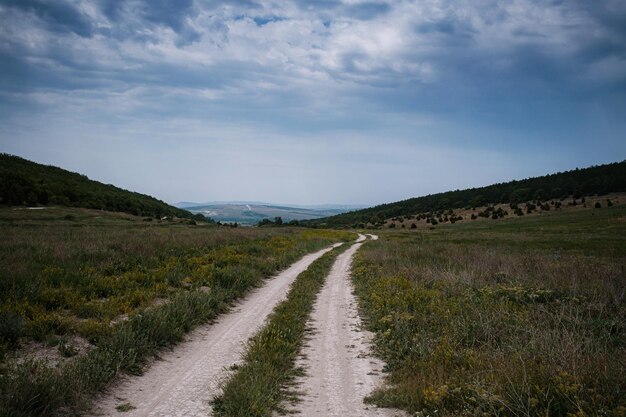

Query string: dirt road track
[291,234,401,417]
[89,244,341,417]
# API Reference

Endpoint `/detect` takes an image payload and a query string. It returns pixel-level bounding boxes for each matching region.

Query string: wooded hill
[309,160,626,228]
[0,153,206,221]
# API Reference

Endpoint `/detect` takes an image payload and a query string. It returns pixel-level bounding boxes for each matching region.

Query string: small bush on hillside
[595,202,602,208]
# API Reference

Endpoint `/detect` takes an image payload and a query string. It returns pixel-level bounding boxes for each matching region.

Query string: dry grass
[352,205,626,417]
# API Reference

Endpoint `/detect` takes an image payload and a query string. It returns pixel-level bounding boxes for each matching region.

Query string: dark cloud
[0,51,34,91]
[175,25,203,46]
[141,0,194,32]
[415,17,476,38]
[252,16,286,26]
[510,28,547,39]
[343,2,391,20]
[99,0,194,33]
[293,0,341,11]
[96,0,205,46]
[199,0,261,8]
[573,3,626,61]
[2,0,94,37]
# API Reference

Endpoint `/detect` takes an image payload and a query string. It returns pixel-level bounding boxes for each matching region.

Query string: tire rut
[289,234,403,417]
[88,244,340,417]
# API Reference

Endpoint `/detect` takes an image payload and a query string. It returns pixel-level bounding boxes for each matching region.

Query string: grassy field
[352,203,626,417]
[0,207,352,417]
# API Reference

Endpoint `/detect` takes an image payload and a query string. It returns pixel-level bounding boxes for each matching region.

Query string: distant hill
[0,153,206,221]
[184,203,358,225]
[175,201,365,211]
[308,160,626,227]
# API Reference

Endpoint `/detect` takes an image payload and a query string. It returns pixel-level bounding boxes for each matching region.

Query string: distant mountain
[307,160,626,227]
[175,200,270,208]
[175,201,207,209]
[175,201,366,211]
[183,202,361,225]
[0,153,206,221]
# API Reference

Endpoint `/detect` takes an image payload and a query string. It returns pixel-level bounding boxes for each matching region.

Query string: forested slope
[0,153,204,220]
[310,160,626,227]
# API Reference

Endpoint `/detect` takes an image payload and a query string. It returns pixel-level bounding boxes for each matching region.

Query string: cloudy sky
[1,0,625,205]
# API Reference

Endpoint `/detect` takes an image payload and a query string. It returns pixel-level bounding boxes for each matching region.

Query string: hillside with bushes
[0,153,205,221]
[309,160,626,227]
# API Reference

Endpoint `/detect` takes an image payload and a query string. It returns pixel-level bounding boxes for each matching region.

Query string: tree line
[307,160,626,227]
[0,153,207,221]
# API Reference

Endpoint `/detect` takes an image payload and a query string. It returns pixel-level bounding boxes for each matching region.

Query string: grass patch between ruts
[211,241,352,417]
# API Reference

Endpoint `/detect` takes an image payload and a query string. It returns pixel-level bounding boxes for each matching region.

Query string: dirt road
[89,243,342,417]
[291,234,400,417]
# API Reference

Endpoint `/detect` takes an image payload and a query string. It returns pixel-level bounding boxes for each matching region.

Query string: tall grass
[351,207,626,417]
[0,207,349,348]
[1,290,227,417]
[212,243,351,417]
[0,208,352,416]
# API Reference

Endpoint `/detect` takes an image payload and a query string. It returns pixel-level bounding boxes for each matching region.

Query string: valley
[180,202,361,225]
[0,156,624,417]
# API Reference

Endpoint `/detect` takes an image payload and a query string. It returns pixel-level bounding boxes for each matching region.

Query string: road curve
[291,234,402,417]
[89,243,342,417]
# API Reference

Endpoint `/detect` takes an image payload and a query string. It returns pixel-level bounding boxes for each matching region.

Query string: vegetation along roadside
[0,207,352,417]
[212,240,353,417]
[351,204,626,417]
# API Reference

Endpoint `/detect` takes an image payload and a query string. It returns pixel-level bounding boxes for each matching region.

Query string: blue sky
[1,0,625,205]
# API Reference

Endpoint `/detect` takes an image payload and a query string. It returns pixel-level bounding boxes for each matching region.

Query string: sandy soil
[290,234,402,417]
[89,243,342,417]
